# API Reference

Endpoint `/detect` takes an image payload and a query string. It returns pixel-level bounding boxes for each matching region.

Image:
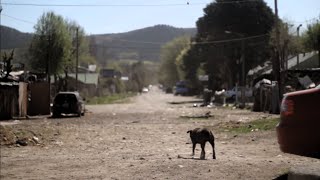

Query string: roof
[248,51,319,77]
[52,73,99,86]
[287,51,319,69]
[67,73,99,85]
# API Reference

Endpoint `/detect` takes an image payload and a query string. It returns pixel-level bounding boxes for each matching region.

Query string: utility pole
[0,0,3,61]
[46,35,51,104]
[224,30,246,108]
[296,24,302,69]
[240,38,246,109]
[274,0,282,101]
[75,27,79,91]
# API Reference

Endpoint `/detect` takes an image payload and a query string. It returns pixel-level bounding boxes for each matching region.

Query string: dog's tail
[209,130,215,141]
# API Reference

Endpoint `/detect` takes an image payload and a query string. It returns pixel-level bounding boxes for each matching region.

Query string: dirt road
[1,87,319,179]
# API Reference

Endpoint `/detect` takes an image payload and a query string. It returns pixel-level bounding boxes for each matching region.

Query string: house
[248,52,319,114]
[0,82,28,120]
[247,51,320,87]
[51,72,99,98]
[100,69,122,78]
[287,51,319,69]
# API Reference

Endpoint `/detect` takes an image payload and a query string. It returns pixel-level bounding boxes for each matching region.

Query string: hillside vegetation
[1,25,196,64]
[1,25,33,49]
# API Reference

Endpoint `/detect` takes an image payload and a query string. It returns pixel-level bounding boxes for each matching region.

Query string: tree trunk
[64,70,68,91]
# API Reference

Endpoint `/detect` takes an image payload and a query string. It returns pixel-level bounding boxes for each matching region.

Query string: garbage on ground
[180,111,213,119]
[214,89,226,105]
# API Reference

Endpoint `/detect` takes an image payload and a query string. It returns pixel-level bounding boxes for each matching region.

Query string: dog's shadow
[177,155,210,160]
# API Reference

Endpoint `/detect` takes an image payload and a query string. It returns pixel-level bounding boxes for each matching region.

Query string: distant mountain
[89,25,196,63]
[0,25,33,49]
[1,25,196,64]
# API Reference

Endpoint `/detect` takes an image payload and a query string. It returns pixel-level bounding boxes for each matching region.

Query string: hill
[0,25,33,49]
[1,25,196,64]
[89,25,196,64]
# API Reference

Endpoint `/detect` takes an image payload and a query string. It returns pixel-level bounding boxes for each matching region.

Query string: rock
[171,132,176,134]
[32,136,40,144]
[178,165,184,168]
[122,137,126,140]
[139,157,145,160]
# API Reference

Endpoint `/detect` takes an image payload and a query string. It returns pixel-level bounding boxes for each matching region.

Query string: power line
[1,0,261,7]
[1,13,35,24]
[91,44,161,50]
[111,39,166,45]
[1,2,205,7]
[191,34,268,45]
[213,0,260,4]
[291,17,319,24]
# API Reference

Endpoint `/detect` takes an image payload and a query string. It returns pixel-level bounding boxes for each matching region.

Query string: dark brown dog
[187,128,216,159]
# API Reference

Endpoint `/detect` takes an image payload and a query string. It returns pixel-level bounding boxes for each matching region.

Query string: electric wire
[1,13,35,24]
[1,0,262,7]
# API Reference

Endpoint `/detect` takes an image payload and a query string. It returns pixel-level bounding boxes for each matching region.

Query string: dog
[187,128,216,159]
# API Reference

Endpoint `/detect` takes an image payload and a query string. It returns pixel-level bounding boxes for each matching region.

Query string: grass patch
[86,93,136,105]
[220,118,280,134]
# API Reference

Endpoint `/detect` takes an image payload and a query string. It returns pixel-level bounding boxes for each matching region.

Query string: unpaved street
[1,87,319,179]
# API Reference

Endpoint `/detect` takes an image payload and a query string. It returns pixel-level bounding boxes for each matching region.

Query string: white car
[142,87,149,93]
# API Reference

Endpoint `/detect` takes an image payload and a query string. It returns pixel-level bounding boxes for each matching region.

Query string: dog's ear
[187,130,191,133]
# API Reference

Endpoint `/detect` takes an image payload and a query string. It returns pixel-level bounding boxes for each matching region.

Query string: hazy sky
[1,0,319,34]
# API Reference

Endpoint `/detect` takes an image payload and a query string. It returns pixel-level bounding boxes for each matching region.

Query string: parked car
[225,86,253,100]
[276,84,320,158]
[52,92,85,117]
[165,87,173,94]
[142,87,149,93]
[174,81,189,96]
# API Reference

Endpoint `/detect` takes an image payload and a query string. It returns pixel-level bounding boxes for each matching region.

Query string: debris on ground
[180,111,213,119]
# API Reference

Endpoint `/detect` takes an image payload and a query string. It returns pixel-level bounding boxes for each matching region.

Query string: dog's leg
[192,143,196,158]
[200,143,206,160]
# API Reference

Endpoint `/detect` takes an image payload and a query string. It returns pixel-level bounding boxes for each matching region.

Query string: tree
[0,50,14,81]
[129,61,146,92]
[158,36,190,88]
[302,21,320,67]
[29,12,71,77]
[269,21,301,69]
[185,0,274,90]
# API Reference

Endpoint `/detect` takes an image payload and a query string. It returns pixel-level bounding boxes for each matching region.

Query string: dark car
[174,81,189,96]
[276,85,320,158]
[52,92,85,117]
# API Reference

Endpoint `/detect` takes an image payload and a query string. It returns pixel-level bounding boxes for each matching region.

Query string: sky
[0,0,319,35]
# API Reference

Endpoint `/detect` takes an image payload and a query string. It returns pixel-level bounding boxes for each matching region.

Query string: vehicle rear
[52,93,83,116]
[276,86,320,157]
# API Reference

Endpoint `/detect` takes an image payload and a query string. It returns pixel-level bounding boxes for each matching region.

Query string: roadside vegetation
[86,93,135,105]
[219,117,280,134]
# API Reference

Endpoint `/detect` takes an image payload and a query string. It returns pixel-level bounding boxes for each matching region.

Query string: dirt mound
[0,124,56,147]
[0,125,17,145]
